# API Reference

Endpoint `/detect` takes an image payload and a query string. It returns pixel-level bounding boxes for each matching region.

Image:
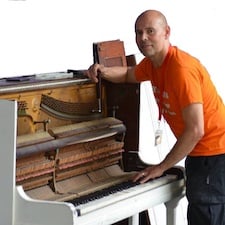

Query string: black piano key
[68,171,179,208]
[68,180,139,207]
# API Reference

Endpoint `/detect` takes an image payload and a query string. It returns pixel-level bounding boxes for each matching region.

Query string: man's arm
[133,103,205,183]
[85,64,138,83]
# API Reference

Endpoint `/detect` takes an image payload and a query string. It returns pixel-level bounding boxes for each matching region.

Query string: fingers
[86,64,101,83]
[132,165,164,184]
[133,171,147,184]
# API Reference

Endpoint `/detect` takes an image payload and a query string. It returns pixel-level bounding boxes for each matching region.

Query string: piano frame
[0,99,185,225]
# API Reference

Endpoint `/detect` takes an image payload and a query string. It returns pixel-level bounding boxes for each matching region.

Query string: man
[86,9,225,225]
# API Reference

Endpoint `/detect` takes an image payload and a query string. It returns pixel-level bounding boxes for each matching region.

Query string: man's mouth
[141,44,153,50]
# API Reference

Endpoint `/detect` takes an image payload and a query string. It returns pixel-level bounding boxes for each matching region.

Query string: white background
[1,0,225,224]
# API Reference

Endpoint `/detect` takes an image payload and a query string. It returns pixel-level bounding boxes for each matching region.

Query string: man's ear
[165,25,171,39]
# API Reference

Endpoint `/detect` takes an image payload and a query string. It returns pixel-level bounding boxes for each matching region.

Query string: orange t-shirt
[135,45,225,156]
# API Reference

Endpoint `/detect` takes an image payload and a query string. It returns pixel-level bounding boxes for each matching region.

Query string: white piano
[0,100,185,225]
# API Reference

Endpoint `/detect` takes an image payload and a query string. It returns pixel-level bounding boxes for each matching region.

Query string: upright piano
[0,40,185,225]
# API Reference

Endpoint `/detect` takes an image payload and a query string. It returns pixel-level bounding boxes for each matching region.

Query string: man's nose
[141,32,148,41]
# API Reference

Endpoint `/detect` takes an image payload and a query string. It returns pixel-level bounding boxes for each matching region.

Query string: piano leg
[165,196,182,225]
[128,214,138,225]
[113,210,151,225]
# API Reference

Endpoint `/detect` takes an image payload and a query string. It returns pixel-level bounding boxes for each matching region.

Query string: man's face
[135,15,168,58]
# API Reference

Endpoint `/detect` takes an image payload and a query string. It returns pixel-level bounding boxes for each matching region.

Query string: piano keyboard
[68,174,177,216]
[69,180,137,207]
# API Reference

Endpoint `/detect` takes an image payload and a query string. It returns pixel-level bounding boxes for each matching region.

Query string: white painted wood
[0,100,17,225]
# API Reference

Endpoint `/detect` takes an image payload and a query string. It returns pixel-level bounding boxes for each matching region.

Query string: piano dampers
[40,94,101,121]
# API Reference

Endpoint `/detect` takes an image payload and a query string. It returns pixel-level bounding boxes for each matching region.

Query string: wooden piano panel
[93,40,141,172]
[0,82,101,135]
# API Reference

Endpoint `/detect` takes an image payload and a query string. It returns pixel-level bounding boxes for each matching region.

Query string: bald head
[135,10,168,30]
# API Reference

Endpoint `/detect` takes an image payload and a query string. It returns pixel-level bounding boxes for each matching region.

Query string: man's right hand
[85,63,104,83]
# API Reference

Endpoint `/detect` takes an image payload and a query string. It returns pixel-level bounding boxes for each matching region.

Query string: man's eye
[147,29,154,35]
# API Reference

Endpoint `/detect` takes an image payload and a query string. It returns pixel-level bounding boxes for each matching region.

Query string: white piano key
[74,178,185,225]
[75,174,177,216]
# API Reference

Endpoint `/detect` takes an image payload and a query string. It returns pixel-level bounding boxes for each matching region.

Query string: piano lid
[0,71,90,94]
